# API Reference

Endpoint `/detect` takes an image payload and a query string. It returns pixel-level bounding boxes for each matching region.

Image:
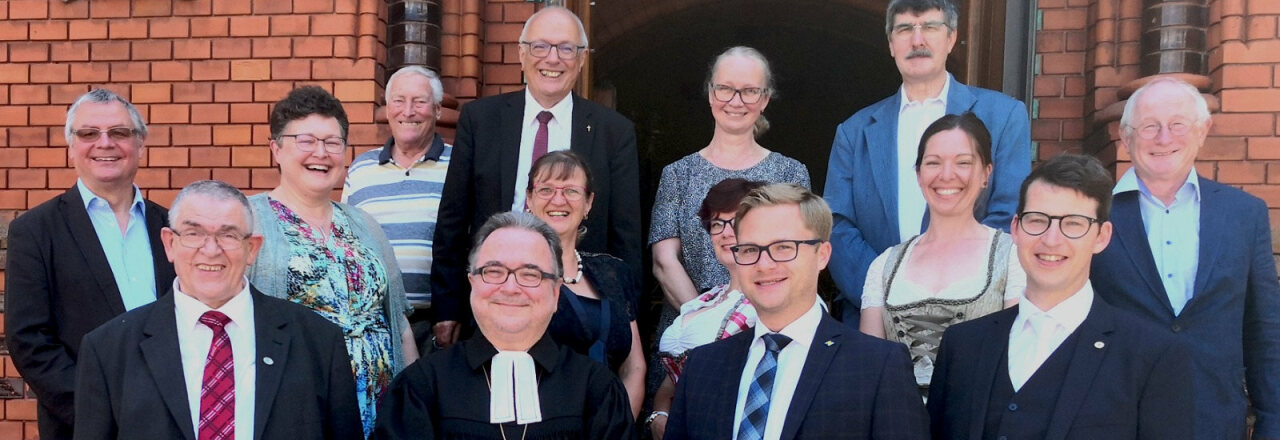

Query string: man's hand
[432,320,459,348]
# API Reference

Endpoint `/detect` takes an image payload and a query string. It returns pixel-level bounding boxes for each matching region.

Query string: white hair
[1120,77,1212,138]
[386,66,444,105]
[518,6,588,48]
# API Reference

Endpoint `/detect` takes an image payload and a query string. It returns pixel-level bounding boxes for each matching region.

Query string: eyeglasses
[710,84,768,104]
[74,127,137,142]
[531,185,588,201]
[707,217,735,235]
[730,239,825,265]
[1017,211,1100,239]
[1128,121,1192,140]
[891,21,950,38]
[173,229,251,250]
[472,264,557,288]
[520,41,585,60]
[278,134,347,155]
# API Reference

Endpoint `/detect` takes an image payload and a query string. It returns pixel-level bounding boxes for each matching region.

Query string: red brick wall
[0,0,389,437]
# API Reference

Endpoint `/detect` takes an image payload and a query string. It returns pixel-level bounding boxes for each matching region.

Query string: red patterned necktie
[532,110,554,162]
[198,311,235,440]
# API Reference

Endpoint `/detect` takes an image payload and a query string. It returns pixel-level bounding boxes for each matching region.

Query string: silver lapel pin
[262,356,275,366]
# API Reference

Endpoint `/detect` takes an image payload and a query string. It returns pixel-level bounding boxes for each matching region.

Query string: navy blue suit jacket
[927,297,1195,440]
[665,313,928,440]
[1091,178,1280,439]
[823,77,1031,325]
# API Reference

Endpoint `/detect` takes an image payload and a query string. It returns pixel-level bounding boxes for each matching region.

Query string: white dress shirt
[731,298,824,440]
[512,89,574,211]
[896,76,950,242]
[174,279,256,440]
[1007,282,1094,391]
[1114,168,1201,315]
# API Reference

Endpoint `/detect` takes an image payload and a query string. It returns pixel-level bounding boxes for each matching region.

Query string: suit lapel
[945,77,977,114]
[569,94,595,160]
[145,200,173,295]
[1110,191,1175,314]
[968,308,1016,440]
[1191,181,1223,305]
[708,332,753,438]
[1043,299,1114,440]
[252,288,292,440]
[498,92,525,208]
[778,316,842,440]
[139,293,197,440]
[867,99,901,238]
[60,187,129,315]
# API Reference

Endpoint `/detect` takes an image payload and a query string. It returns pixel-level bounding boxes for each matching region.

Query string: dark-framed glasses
[278,133,347,155]
[174,229,250,250]
[708,217,735,235]
[730,239,825,265]
[472,264,557,288]
[532,184,587,201]
[520,41,585,60]
[710,84,767,104]
[891,21,950,38]
[1129,121,1192,140]
[74,127,137,142]
[1017,211,1100,239]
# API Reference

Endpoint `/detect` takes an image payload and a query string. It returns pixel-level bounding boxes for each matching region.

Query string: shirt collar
[1015,281,1094,332]
[523,89,574,126]
[465,332,562,374]
[172,277,254,332]
[377,133,447,165]
[751,296,824,350]
[1113,167,1201,203]
[77,178,145,214]
[898,73,952,112]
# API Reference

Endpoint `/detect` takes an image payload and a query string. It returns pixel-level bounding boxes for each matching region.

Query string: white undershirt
[174,279,257,440]
[731,298,823,440]
[512,89,573,211]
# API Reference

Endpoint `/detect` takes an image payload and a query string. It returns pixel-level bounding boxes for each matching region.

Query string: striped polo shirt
[342,134,452,309]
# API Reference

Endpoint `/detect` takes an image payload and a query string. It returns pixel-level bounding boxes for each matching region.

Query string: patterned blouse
[269,198,394,438]
[649,151,811,291]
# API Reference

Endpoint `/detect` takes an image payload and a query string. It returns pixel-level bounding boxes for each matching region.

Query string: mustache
[906,49,933,59]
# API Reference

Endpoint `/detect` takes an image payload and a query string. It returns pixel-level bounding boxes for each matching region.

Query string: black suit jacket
[4,186,176,440]
[430,91,641,323]
[665,313,928,440]
[73,287,362,440]
[926,296,1195,440]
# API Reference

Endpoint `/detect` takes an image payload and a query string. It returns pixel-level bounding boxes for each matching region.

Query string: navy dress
[546,252,638,372]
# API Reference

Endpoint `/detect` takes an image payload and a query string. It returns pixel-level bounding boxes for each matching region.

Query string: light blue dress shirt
[1114,169,1201,315]
[76,179,157,310]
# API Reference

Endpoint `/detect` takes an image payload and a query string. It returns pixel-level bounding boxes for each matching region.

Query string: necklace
[563,250,584,284]
[482,365,531,440]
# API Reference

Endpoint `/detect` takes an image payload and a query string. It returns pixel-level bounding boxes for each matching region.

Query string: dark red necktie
[532,111,554,162]
[198,311,235,440]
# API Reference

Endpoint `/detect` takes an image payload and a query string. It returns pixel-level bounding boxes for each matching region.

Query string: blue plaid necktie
[737,333,792,440]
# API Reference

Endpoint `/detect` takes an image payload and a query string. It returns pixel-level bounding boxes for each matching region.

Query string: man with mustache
[823,0,1031,327]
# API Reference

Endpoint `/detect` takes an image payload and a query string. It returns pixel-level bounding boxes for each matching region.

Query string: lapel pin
[262,356,275,366]
[586,124,592,132]
[824,340,834,347]
[1093,341,1105,349]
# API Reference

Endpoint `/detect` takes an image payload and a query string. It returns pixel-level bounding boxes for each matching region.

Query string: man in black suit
[665,183,927,440]
[4,89,177,440]
[927,154,1194,439]
[430,6,640,347]
[74,180,361,440]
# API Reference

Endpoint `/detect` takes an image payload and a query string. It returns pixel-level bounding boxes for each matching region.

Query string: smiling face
[469,227,561,343]
[1121,81,1209,185]
[386,73,439,149]
[68,101,145,190]
[1013,181,1112,301]
[708,54,770,135]
[733,203,829,330]
[709,210,739,270]
[519,9,585,108]
[270,114,346,199]
[525,166,593,239]
[917,128,992,218]
[888,8,956,85]
[163,194,262,309]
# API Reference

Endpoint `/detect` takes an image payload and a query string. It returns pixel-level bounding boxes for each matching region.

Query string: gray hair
[168,180,255,235]
[386,66,444,105]
[64,89,149,146]
[519,6,589,49]
[1119,77,1212,138]
[468,212,564,278]
[705,46,775,138]
[885,0,960,36]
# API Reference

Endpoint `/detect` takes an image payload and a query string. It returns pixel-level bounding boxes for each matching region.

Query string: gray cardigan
[246,193,411,373]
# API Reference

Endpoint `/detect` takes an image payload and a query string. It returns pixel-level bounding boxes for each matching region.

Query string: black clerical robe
[371,334,635,439]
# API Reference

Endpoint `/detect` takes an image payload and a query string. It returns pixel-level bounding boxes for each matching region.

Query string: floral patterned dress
[269,198,394,437]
